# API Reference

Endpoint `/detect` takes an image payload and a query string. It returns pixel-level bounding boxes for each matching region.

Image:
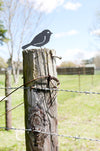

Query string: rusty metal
[0,75,55,103]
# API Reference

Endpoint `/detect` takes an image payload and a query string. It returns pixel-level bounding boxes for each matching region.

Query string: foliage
[0,1,8,44]
[1,0,43,83]
[59,61,77,67]
[81,58,94,65]
[94,54,100,68]
[0,56,8,68]
[7,58,22,69]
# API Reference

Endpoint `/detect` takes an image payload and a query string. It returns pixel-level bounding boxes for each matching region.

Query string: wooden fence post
[78,67,81,91]
[23,49,59,151]
[5,68,12,130]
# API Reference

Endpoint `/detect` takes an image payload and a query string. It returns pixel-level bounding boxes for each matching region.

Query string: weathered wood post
[5,68,12,130]
[23,49,59,151]
[78,67,81,91]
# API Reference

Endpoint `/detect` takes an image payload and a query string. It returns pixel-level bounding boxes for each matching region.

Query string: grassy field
[0,74,100,151]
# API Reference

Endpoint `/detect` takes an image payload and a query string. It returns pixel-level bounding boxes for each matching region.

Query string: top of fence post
[23,48,59,151]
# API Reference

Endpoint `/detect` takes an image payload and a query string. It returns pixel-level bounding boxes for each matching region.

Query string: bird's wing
[31,33,46,46]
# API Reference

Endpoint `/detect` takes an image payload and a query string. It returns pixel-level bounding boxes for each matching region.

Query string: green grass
[0,74,100,150]
[58,75,100,151]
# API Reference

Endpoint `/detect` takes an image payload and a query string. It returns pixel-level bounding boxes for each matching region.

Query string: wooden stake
[78,67,81,92]
[23,49,58,151]
[5,68,12,130]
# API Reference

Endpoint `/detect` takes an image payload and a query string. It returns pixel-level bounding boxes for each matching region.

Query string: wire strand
[0,87,100,94]
[31,87,100,95]
[0,127,100,142]
[0,75,50,103]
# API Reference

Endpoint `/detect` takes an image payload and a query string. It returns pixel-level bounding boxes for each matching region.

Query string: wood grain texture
[23,49,58,151]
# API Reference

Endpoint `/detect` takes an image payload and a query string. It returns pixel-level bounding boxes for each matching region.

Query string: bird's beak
[51,32,53,34]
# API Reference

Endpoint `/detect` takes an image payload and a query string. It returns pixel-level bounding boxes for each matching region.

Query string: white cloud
[90,29,100,36]
[20,0,64,13]
[64,2,82,11]
[54,30,78,38]
[62,49,98,63]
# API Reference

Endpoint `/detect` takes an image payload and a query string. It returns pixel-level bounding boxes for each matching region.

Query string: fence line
[0,86,100,104]
[0,75,52,103]
[0,87,100,105]
[1,85,100,118]
[0,126,100,142]
[0,68,96,75]
[31,87,100,95]
[0,75,100,147]
[57,71,94,75]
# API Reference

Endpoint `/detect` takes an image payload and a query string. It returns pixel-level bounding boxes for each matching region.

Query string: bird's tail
[22,43,31,49]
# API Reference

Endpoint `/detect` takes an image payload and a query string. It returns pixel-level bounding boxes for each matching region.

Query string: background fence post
[5,68,12,130]
[23,49,59,151]
[78,67,81,91]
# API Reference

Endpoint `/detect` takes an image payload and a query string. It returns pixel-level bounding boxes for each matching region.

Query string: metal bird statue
[22,29,52,49]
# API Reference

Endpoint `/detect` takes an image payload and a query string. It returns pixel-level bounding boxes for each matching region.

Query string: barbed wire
[0,86,100,94]
[2,88,99,118]
[0,127,100,142]
[33,130,100,142]
[0,75,52,103]
[1,75,100,145]
[0,127,31,131]
[31,87,100,95]
[0,87,100,105]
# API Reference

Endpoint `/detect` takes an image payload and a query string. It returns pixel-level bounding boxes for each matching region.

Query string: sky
[0,0,100,65]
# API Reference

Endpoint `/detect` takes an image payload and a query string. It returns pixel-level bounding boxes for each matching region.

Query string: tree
[1,0,43,83]
[0,56,8,68]
[59,61,77,67]
[81,58,94,65]
[94,54,100,68]
[0,0,8,44]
